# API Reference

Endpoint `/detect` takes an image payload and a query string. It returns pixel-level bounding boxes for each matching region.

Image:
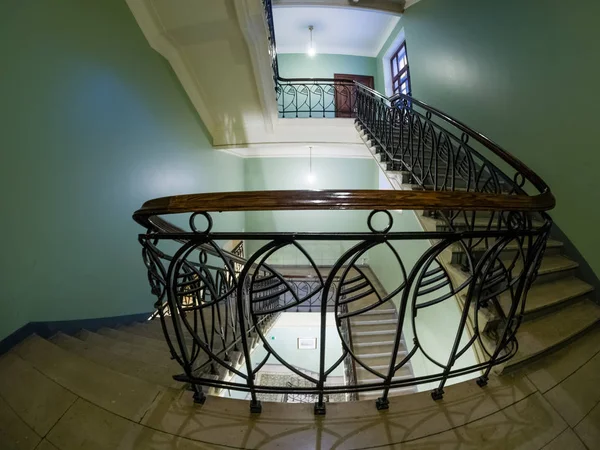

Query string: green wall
[374,20,405,94]
[0,0,244,340]
[278,53,377,80]
[244,157,378,262]
[400,0,600,277]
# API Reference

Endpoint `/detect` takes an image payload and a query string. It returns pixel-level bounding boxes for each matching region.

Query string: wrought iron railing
[262,0,358,118]
[132,0,555,415]
[134,184,553,415]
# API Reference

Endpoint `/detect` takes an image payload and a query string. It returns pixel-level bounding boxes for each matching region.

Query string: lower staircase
[342,268,417,400]
[357,123,600,371]
[351,305,415,400]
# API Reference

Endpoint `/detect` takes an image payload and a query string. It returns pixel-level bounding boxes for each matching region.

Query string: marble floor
[1,326,599,449]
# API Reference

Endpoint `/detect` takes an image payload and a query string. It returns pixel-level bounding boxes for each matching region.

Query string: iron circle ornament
[367,210,394,233]
[189,211,213,234]
[513,172,526,188]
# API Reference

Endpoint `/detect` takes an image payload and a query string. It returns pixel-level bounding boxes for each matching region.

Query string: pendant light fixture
[307,25,316,58]
[307,146,316,184]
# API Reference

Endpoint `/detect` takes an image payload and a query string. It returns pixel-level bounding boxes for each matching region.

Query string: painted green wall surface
[0,0,244,340]
[401,0,600,277]
[278,53,378,80]
[374,20,405,94]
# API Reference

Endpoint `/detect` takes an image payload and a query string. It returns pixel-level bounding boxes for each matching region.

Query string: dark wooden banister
[133,189,555,227]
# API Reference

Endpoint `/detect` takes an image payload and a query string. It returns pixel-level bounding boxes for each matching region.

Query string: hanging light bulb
[307,146,316,185]
[307,25,316,58]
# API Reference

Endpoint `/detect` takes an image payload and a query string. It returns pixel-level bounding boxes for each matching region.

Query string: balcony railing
[132,0,555,415]
[134,190,553,415]
[262,0,359,119]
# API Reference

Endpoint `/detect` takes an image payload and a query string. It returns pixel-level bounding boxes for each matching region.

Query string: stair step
[350,323,398,333]
[357,310,396,321]
[358,373,413,385]
[499,277,594,319]
[360,386,415,400]
[0,353,76,437]
[536,254,578,274]
[356,350,407,358]
[14,334,162,422]
[351,319,396,326]
[504,299,600,371]
[354,340,396,348]
[355,351,408,368]
[76,329,177,370]
[50,332,180,389]
[448,239,564,264]
[121,322,167,339]
[352,329,397,343]
[435,217,545,231]
[352,329,396,336]
[99,327,169,352]
[0,394,41,450]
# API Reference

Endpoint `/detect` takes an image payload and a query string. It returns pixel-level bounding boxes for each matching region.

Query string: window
[390,41,411,96]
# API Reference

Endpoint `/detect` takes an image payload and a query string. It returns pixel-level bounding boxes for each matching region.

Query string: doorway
[334,74,374,118]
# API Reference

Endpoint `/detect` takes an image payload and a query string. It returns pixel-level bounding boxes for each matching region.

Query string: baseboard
[551,222,600,304]
[0,311,153,356]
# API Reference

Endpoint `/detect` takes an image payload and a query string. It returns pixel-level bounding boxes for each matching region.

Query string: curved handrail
[133,189,554,226]
[355,82,551,199]
[257,0,554,212]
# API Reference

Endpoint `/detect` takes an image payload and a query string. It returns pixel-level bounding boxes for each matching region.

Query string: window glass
[390,41,411,96]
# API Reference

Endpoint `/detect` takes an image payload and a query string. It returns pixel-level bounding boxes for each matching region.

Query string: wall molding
[234,0,279,134]
[126,0,218,139]
[216,142,371,158]
[0,312,153,356]
[273,0,404,15]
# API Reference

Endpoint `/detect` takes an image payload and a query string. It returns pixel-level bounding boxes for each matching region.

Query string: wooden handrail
[133,189,555,226]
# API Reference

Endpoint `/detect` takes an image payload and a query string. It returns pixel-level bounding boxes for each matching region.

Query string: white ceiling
[272,6,400,57]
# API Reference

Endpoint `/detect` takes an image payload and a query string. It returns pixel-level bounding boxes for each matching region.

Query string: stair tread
[356,350,407,358]
[352,329,396,336]
[361,309,396,316]
[500,277,594,316]
[0,352,76,436]
[509,299,600,367]
[99,327,169,352]
[360,386,415,400]
[436,217,545,229]
[358,373,413,384]
[14,334,162,422]
[351,319,396,325]
[451,238,563,254]
[77,330,177,369]
[536,255,578,274]
[50,332,179,389]
[507,254,578,277]
[0,394,41,450]
[354,340,397,347]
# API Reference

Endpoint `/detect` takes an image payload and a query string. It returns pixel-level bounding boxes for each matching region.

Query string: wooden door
[334,74,374,118]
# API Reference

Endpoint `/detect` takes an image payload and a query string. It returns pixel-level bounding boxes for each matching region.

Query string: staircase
[350,306,415,400]
[357,123,600,371]
[341,268,416,400]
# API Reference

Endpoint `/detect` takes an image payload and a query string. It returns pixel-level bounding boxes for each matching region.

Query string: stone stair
[357,122,600,374]
[349,304,416,400]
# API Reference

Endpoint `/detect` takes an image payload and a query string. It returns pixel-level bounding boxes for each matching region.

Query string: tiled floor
[1,328,599,449]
